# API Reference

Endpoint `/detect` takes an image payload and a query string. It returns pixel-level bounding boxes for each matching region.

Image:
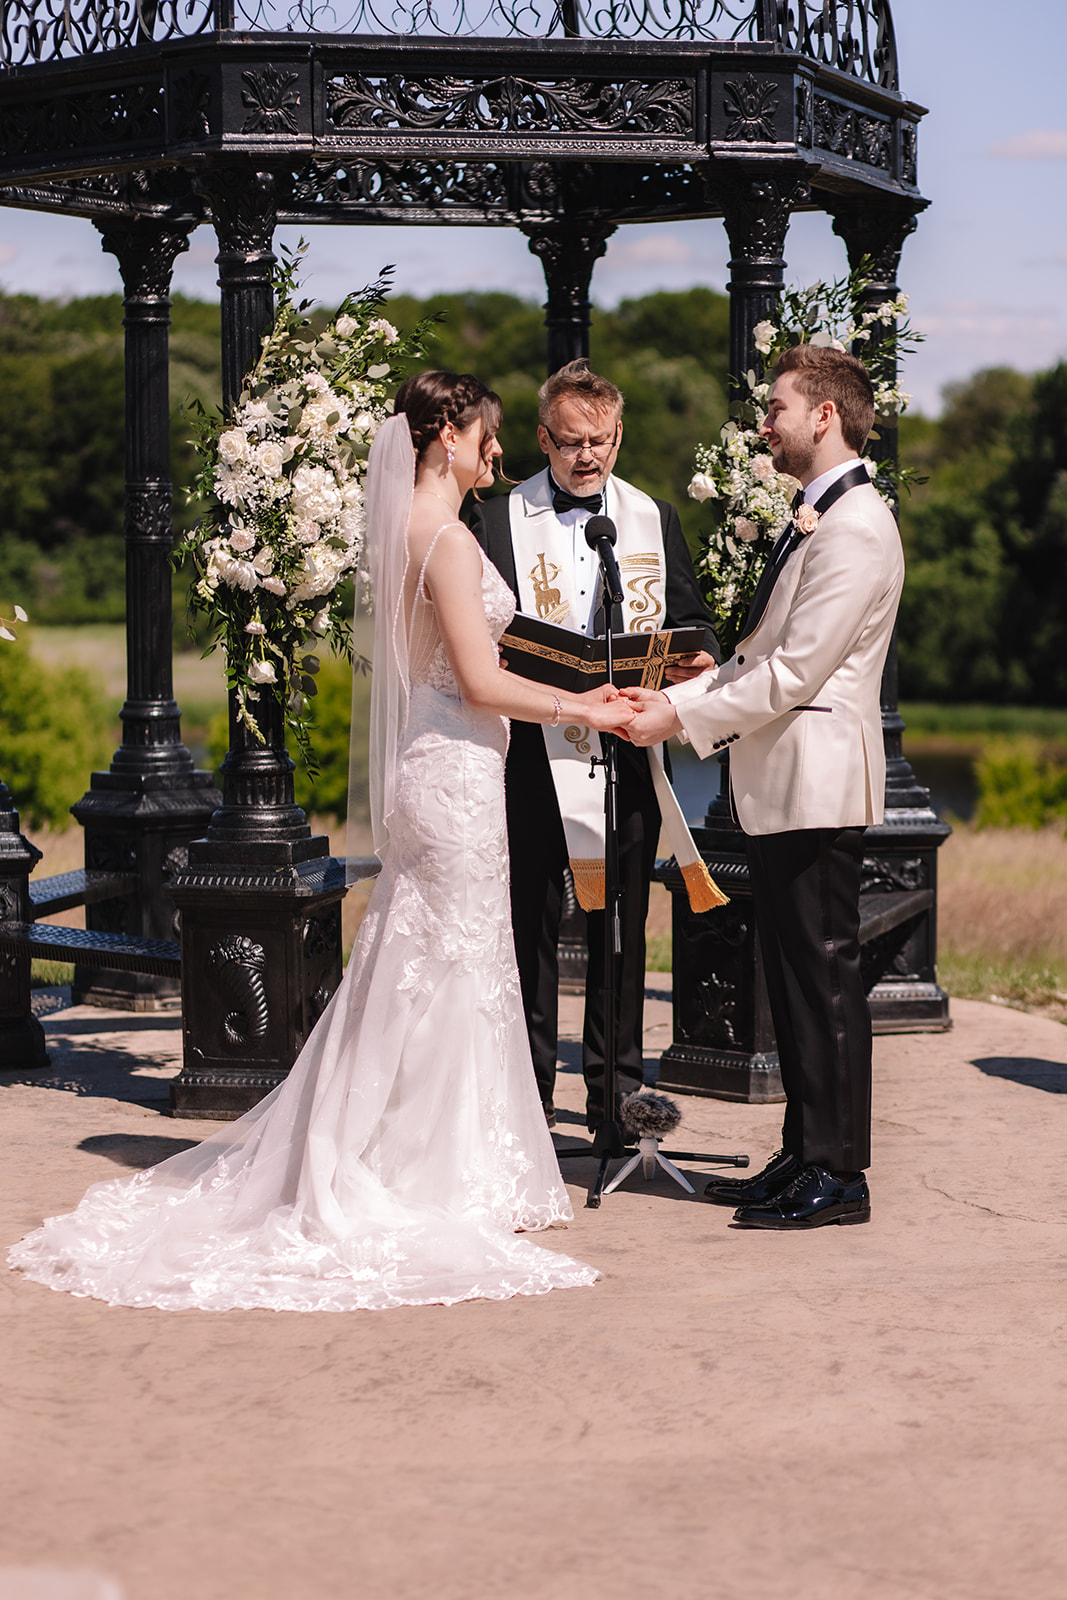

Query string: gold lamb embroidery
[529,554,563,619]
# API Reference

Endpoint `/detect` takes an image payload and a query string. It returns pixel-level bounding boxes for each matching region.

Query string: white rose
[750,454,776,484]
[753,319,776,355]
[218,428,249,465]
[249,660,276,685]
[261,576,287,596]
[351,411,375,435]
[334,315,357,338]
[687,472,717,503]
[257,441,285,478]
[734,517,760,542]
[311,608,330,634]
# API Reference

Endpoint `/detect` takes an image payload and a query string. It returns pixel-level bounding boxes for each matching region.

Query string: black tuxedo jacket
[466,474,720,663]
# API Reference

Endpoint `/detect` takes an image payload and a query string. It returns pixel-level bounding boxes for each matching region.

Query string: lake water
[668,743,976,825]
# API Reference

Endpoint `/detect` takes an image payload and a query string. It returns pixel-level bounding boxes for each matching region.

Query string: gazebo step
[0,922,180,978]
[28,869,137,918]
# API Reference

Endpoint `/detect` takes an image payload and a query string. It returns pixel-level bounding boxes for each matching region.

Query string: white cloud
[606,233,696,270]
[987,129,1067,160]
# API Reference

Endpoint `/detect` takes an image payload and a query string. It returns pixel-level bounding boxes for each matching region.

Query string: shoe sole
[733,1206,871,1230]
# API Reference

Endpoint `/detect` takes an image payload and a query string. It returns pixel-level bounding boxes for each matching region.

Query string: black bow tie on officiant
[551,481,603,516]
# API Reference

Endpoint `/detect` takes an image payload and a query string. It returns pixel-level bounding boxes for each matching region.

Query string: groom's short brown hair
[772,345,876,455]
[538,359,624,425]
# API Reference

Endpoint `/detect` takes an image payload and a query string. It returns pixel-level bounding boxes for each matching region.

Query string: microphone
[584,514,624,606]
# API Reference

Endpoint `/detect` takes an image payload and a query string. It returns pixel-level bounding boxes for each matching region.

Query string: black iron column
[167,166,346,1118]
[524,220,616,375]
[0,783,47,1068]
[832,200,950,1031]
[70,220,221,1010]
[658,171,808,1103]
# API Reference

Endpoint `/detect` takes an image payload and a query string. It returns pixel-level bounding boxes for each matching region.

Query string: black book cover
[500,614,707,692]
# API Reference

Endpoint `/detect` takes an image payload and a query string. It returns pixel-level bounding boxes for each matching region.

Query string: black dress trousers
[744,826,872,1172]
[504,720,658,1120]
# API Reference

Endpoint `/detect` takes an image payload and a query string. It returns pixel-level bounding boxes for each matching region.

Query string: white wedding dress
[9,539,597,1312]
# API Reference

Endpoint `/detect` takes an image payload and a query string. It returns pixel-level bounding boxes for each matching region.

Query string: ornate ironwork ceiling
[0,0,922,230]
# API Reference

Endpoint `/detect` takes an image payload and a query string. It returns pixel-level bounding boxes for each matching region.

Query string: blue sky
[0,0,1063,413]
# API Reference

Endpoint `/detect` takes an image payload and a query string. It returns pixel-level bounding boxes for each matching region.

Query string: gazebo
[0,0,948,1113]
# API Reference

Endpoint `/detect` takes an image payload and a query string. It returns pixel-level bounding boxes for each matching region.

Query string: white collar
[803,458,867,507]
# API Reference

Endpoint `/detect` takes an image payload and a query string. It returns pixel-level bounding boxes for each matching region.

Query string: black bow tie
[552,486,603,516]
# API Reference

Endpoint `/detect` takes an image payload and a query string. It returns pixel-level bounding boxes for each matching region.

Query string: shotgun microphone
[584,514,624,605]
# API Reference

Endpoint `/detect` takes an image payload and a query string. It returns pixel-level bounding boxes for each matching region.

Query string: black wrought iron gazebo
[0,0,949,1112]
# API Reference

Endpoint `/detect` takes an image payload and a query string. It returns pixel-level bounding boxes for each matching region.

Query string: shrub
[0,638,113,827]
[974,739,1067,830]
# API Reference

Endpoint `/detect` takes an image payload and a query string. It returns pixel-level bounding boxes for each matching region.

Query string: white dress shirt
[551,478,612,635]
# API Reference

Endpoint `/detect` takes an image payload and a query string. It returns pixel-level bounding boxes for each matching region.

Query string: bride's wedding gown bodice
[10,528,596,1313]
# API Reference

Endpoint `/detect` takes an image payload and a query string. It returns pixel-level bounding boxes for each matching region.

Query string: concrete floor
[1,984,1066,1600]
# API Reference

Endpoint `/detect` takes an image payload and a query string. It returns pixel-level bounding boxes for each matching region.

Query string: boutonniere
[793,503,821,535]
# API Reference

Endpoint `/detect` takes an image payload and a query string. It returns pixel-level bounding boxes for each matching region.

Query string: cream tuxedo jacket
[667,480,904,836]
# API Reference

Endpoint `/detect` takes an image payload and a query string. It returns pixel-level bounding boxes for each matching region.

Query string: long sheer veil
[347,413,415,881]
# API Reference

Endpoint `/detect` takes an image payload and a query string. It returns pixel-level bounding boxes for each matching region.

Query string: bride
[9,371,635,1313]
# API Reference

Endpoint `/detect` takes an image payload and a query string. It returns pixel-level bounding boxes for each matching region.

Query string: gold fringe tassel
[570,858,605,913]
[682,859,730,914]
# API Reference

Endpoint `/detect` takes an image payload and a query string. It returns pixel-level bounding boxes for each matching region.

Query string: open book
[500,614,707,692]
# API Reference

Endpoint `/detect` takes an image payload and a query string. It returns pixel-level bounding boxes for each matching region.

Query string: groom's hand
[619,687,682,747]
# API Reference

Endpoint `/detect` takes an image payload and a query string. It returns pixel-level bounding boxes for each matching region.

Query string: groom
[623,344,904,1229]
[468,360,718,1131]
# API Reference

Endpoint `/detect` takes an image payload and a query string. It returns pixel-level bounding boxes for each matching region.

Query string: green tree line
[2,283,1066,706]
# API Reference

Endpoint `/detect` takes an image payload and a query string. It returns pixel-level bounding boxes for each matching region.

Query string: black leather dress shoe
[703,1149,801,1206]
[543,1101,557,1130]
[732,1164,870,1229]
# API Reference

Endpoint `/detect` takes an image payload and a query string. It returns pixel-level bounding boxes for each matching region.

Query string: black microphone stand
[585,536,626,1208]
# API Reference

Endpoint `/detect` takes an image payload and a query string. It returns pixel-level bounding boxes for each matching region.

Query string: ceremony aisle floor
[1,982,1065,1600]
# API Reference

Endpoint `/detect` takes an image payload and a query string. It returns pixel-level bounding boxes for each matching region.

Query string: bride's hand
[574,685,635,732]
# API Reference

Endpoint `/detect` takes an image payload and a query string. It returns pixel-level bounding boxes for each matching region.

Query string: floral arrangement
[176,245,430,770]
[689,265,920,650]
[0,603,27,642]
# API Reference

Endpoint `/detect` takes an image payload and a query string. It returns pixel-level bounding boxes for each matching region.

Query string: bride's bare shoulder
[407,503,478,570]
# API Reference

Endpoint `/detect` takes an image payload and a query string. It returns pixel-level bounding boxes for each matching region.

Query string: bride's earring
[446,441,455,470]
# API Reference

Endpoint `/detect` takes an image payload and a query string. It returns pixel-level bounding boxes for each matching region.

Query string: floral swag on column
[175,246,430,772]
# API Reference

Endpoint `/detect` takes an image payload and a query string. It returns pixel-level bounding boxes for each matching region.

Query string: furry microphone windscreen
[618,1090,682,1140]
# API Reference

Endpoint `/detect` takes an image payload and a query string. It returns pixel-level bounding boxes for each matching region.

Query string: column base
[0,1013,49,1070]
[657,1043,784,1102]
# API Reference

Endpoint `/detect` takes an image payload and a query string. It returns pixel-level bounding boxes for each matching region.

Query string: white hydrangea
[291,463,343,525]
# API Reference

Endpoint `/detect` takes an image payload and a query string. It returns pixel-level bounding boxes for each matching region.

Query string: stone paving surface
[2,984,1066,1600]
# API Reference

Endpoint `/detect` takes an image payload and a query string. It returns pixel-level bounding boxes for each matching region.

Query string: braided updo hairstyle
[393,370,504,473]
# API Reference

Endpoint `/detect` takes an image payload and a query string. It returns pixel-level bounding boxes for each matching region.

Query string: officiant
[468,360,719,1131]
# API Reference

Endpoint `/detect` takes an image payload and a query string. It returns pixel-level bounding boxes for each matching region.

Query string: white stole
[508,472,726,916]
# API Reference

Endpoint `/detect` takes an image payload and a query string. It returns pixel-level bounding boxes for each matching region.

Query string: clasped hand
[578,682,636,732]
[615,686,682,747]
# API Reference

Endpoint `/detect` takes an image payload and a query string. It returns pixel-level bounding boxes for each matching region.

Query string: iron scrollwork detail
[287,158,510,214]
[722,74,779,142]
[720,172,811,264]
[98,221,192,299]
[208,934,270,1047]
[812,93,893,172]
[326,73,693,138]
[0,83,163,162]
[861,855,926,894]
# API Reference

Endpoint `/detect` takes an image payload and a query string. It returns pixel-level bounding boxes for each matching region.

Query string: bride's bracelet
[550,695,562,727]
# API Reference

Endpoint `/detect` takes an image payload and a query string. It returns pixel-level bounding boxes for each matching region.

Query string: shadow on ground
[973,1056,1067,1093]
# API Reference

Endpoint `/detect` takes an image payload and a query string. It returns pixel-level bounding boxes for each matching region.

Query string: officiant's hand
[618,687,682,747]
[665,650,717,684]
[577,683,636,733]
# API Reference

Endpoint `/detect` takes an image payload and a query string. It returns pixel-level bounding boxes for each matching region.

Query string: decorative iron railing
[0,0,897,88]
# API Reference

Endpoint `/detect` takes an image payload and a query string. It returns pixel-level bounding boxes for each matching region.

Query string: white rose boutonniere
[793,503,820,535]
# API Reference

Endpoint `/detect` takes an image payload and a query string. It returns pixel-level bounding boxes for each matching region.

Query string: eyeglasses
[542,423,620,460]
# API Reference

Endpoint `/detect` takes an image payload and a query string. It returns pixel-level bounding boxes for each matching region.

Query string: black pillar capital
[720,170,811,402]
[523,220,615,376]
